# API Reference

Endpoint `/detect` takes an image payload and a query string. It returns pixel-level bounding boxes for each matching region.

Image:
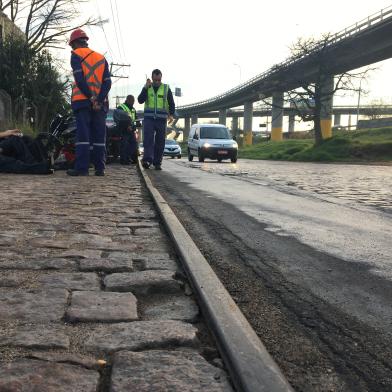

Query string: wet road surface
[148,158,392,392]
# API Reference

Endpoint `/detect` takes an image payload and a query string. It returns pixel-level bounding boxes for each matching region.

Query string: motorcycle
[41,114,139,168]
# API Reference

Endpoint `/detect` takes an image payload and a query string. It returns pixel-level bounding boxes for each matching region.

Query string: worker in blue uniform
[115,95,138,164]
[137,69,175,170]
[67,29,112,176]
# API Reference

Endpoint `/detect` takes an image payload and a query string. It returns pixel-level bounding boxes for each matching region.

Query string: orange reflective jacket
[71,48,105,102]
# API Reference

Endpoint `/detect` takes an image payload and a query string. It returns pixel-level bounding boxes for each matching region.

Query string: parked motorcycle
[41,114,139,168]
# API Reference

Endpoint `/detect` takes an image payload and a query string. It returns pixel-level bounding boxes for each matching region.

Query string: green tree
[0,37,69,130]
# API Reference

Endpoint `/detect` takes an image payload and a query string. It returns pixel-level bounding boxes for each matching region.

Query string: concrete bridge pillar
[184,116,191,139]
[219,109,227,126]
[334,113,341,127]
[232,117,239,136]
[191,114,198,125]
[320,75,334,139]
[271,92,284,141]
[288,113,295,134]
[243,101,253,145]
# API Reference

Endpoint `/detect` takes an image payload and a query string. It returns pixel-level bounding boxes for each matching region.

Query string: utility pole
[110,63,131,80]
[114,95,127,107]
[110,63,131,108]
[356,76,364,128]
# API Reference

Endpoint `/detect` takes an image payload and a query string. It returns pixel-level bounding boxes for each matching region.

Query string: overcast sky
[75,0,392,110]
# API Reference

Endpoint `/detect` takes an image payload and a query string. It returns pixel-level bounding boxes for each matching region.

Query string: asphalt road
[148,157,392,392]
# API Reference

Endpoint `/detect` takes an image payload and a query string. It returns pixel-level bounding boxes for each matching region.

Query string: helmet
[69,29,89,46]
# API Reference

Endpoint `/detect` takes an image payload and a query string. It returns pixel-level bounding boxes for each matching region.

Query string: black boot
[67,169,89,176]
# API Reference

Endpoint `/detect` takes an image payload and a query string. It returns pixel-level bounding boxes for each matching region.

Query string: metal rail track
[138,161,295,392]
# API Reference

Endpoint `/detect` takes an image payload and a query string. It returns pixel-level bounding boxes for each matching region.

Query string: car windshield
[200,126,230,139]
[165,139,177,145]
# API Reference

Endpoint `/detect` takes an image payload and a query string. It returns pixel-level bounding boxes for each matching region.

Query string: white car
[188,124,238,163]
[164,139,182,159]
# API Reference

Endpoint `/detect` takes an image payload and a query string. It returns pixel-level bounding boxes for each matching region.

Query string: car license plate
[218,150,228,155]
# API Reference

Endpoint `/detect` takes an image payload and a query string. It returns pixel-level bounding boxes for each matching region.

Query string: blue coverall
[137,86,175,166]
[71,52,112,174]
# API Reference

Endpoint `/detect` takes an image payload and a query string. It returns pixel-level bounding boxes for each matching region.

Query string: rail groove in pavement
[139,161,294,392]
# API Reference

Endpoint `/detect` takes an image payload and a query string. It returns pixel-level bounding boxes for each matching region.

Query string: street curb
[138,161,294,392]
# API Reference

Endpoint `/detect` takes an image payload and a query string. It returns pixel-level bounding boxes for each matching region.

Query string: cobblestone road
[187,159,392,213]
[0,166,232,391]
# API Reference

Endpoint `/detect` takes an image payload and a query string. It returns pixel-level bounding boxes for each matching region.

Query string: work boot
[154,165,162,170]
[142,161,150,169]
[67,169,89,176]
[48,153,55,170]
[95,170,105,176]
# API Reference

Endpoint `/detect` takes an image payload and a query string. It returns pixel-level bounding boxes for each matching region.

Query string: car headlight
[232,142,238,149]
[203,143,211,148]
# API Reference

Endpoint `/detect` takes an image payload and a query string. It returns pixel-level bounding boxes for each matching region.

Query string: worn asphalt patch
[149,168,392,392]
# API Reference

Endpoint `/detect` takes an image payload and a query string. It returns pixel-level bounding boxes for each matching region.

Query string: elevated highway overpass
[184,105,392,133]
[176,6,392,142]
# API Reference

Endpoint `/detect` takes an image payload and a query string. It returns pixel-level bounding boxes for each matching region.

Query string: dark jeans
[0,136,50,174]
[142,117,166,166]
[120,131,137,163]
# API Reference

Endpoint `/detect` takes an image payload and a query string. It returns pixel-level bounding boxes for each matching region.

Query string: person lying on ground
[0,129,22,140]
[0,129,53,175]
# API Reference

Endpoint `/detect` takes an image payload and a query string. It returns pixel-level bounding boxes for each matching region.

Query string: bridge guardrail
[178,5,392,112]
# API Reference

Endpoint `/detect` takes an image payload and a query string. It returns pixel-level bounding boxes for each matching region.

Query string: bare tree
[366,99,389,120]
[0,0,21,21]
[1,0,99,53]
[262,34,373,145]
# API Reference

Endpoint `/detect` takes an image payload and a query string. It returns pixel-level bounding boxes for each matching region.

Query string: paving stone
[105,251,134,262]
[143,257,179,271]
[80,225,108,235]
[0,236,14,246]
[29,352,104,370]
[0,289,68,322]
[0,272,26,287]
[0,326,70,349]
[66,291,138,322]
[114,227,131,235]
[110,350,233,392]
[144,295,199,322]
[85,320,198,352]
[0,359,99,392]
[59,249,102,259]
[121,212,157,220]
[38,273,101,291]
[67,233,113,245]
[30,238,71,249]
[134,227,163,236]
[118,221,159,228]
[86,242,141,251]
[133,252,171,261]
[0,258,76,270]
[79,257,133,272]
[104,270,182,294]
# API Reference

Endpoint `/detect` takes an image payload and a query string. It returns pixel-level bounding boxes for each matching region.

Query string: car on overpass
[188,124,238,163]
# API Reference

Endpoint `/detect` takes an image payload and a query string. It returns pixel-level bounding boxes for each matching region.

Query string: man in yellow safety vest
[137,69,175,170]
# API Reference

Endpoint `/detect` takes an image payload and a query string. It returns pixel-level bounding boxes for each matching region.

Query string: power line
[113,0,127,61]
[109,0,124,62]
[94,0,115,61]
